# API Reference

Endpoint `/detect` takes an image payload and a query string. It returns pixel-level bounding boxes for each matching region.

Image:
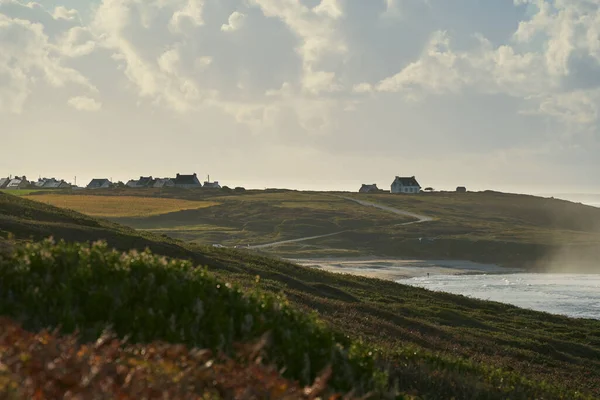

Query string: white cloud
[250,0,347,93]
[53,6,79,21]
[376,31,467,95]
[221,11,245,32]
[57,26,96,57]
[169,0,205,34]
[313,0,343,19]
[68,96,102,111]
[523,90,600,126]
[91,0,210,112]
[302,70,341,95]
[2,0,600,190]
[0,4,95,114]
[352,83,373,94]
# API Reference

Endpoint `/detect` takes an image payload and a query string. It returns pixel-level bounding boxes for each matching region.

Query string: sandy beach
[288,256,523,281]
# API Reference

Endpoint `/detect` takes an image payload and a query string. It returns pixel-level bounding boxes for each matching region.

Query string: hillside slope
[22,189,600,268]
[1,192,600,398]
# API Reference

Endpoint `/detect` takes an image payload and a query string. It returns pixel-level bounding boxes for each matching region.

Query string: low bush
[0,316,348,399]
[0,239,385,396]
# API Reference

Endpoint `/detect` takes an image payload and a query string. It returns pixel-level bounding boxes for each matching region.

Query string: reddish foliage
[0,317,354,400]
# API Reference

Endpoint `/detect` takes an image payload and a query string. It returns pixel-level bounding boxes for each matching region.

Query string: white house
[391,176,421,194]
[87,179,113,189]
[173,173,202,189]
[203,176,221,189]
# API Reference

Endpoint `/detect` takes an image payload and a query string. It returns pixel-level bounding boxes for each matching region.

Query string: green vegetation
[336,191,600,269]
[5,184,600,268]
[1,239,597,399]
[0,239,381,395]
[35,188,600,268]
[25,189,416,248]
[0,189,57,196]
[1,192,600,398]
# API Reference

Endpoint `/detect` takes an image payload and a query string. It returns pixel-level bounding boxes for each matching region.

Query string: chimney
[176,173,180,177]
[193,173,197,177]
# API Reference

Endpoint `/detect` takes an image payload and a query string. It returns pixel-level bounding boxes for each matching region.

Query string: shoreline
[288,256,525,281]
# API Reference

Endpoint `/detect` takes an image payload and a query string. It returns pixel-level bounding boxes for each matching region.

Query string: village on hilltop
[0,173,230,191]
[1,173,467,194]
[360,176,467,194]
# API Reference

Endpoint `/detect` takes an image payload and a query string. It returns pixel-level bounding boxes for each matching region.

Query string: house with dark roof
[43,179,71,189]
[0,178,10,189]
[6,176,29,190]
[391,176,421,194]
[34,178,71,189]
[359,184,380,193]
[153,178,175,188]
[173,173,202,189]
[34,178,47,188]
[126,176,155,188]
[87,179,113,190]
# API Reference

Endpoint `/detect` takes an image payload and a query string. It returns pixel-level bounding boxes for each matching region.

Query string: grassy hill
[25,190,416,253]
[1,191,600,398]
[22,188,600,269]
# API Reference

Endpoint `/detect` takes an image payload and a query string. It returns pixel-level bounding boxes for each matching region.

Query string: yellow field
[25,195,219,218]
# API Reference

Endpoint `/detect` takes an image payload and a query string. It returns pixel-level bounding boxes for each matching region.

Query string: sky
[2,0,600,193]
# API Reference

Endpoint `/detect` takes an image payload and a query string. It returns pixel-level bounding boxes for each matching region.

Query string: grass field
[24,194,219,218]
[25,190,416,247]
[1,192,599,398]
[0,189,59,196]
[15,188,600,269]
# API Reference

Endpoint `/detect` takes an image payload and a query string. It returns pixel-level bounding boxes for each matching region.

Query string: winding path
[340,197,433,225]
[247,196,433,249]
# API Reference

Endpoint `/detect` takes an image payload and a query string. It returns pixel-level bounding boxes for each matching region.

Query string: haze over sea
[399,193,600,321]
[543,194,600,208]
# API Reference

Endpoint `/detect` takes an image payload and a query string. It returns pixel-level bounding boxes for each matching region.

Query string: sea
[403,273,600,320]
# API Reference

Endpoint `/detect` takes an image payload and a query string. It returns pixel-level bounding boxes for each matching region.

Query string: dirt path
[248,196,433,249]
[340,196,433,224]
[248,231,347,249]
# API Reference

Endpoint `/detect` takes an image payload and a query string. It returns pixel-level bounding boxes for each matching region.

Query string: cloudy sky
[2,0,599,192]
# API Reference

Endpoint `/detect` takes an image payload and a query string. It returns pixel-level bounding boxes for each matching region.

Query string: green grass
[1,239,596,399]
[331,191,600,269]
[1,192,600,398]
[56,189,416,247]
[29,188,600,269]
[0,189,58,196]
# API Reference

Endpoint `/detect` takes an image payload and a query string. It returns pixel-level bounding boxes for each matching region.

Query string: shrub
[0,316,347,399]
[0,239,384,395]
